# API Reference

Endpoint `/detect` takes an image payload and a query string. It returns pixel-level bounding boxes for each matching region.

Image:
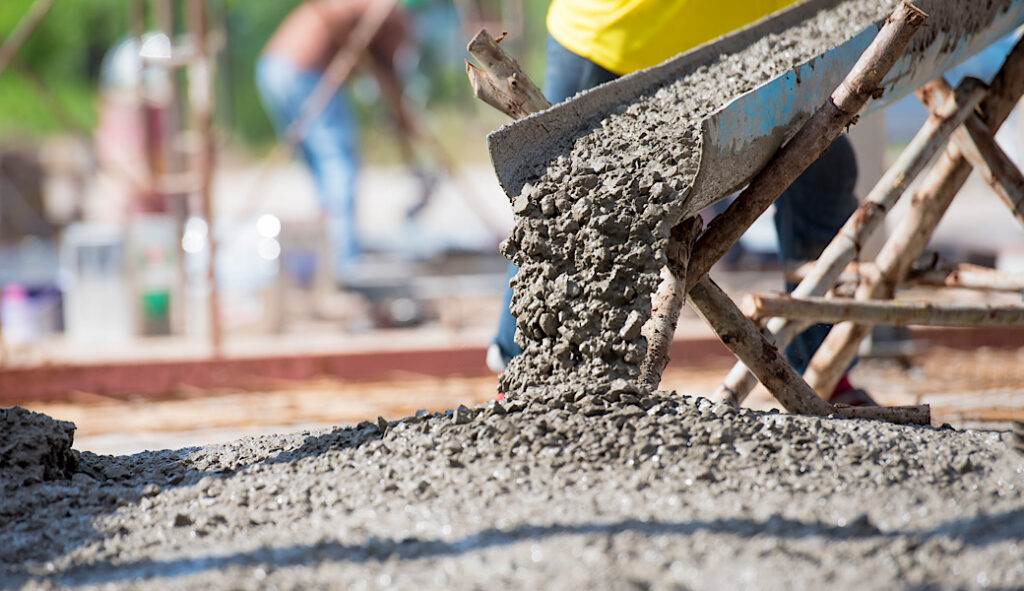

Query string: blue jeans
[256,53,360,282]
[494,37,858,376]
[774,135,858,373]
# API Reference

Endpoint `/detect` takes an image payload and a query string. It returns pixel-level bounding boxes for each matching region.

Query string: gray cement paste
[3,2,1023,589]
[2,397,1022,589]
[0,406,78,491]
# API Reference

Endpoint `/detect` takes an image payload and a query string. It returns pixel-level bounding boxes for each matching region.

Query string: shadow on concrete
[25,509,1024,587]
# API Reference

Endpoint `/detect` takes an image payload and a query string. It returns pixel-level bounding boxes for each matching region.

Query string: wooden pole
[909,262,1024,292]
[919,78,1024,229]
[0,0,56,81]
[156,0,190,337]
[835,404,931,425]
[691,1,929,402]
[688,277,836,416]
[685,1,928,292]
[690,278,931,424]
[711,76,986,405]
[746,294,1024,327]
[188,0,221,356]
[803,34,1024,396]
[786,260,1024,293]
[640,217,701,388]
[465,29,549,119]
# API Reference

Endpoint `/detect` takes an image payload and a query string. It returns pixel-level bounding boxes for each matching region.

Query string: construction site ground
[13,335,1024,456]
[5,341,1024,590]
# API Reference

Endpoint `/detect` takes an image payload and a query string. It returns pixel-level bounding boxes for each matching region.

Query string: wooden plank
[746,294,1024,327]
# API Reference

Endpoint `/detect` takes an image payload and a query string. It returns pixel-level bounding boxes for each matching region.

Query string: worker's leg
[256,54,360,284]
[303,92,360,284]
[489,37,618,369]
[490,262,522,368]
[773,134,859,375]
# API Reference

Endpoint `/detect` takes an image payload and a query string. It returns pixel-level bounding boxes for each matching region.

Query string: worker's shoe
[828,375,878,407]
[486,343,510,373]
[829,388,878,407]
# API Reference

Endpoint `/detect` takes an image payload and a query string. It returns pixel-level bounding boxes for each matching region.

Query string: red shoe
[828,375,878,407]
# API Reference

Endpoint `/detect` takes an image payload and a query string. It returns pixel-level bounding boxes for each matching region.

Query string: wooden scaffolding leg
[803,35,1024,396]
[786,259,1024,293]
[188,0,222,356]
[641,217,702,388]
[690,278,931,424]
[745,294,1024,327]
[920,78,1024,229]
[688,278,836,416]
[711,77,987,405]
[466,29,549,118]
[0,0,56,80]
[643,1,927,391]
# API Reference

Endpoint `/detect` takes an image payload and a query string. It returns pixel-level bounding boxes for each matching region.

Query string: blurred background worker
[256,0,412,286]
[489,0,875,405]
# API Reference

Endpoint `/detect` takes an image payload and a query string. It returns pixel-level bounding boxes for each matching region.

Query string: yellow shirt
[548,0,803,75]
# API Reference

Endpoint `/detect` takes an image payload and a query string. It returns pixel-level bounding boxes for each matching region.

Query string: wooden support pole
[685,1,928,291]
[188,0,221,356]
[0,0,56,81]
[909,262,1024,292]
[803,34,1024,396]
[712,65,984,406]
[466,29,550,119]
[690,278,930,424]
[919,78,1024,229]
[640,217,702,388]
[693,1,927,401]
[688,277,836,416]
[745,294,1024,327]
[786,260,1024,293]
[835,404,931,425]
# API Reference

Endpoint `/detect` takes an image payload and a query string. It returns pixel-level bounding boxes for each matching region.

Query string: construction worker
[488,0,874,405]
[256,0,411,286]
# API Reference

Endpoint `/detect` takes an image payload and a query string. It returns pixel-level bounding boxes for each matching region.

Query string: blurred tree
[0,0,551,151]
[0,0,125,137]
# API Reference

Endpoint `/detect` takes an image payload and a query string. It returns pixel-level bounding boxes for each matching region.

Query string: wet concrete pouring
[4,0,1024,588]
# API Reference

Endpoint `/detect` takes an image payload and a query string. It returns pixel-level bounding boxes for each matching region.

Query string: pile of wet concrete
[2,397,1022,589]
[1,406,78,491]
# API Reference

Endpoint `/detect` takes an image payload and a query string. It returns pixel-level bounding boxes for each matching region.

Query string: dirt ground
[17,347,1023,456]
[3,347,1023,590]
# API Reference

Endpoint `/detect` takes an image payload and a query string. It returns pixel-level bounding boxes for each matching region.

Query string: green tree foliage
[0,0,126,138]
[0,0,550,149]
